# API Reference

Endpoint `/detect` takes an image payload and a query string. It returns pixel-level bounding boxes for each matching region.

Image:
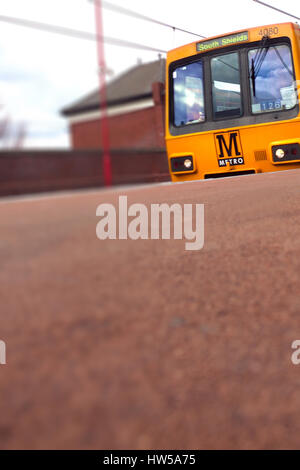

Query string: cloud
[0,0,100,148]
[0,0,298,148]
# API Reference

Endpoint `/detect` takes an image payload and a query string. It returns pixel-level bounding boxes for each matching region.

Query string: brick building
[62,59,166,150]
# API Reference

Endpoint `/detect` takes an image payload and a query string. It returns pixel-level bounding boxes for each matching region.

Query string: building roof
[62,58,166,117]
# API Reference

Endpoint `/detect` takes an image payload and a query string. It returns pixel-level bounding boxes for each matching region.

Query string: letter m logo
[215,131,243,159]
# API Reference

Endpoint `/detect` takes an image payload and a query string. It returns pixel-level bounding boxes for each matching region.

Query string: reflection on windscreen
[173,61,205,126]
[211,52,242,119]
[248,45,297,113]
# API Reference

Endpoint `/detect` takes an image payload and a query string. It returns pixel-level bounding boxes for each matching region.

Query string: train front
[165,23,300,181]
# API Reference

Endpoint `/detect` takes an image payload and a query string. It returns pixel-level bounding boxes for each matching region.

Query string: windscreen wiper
[251,58,256,97]
[274,46,293,77]
[250,36,270,97]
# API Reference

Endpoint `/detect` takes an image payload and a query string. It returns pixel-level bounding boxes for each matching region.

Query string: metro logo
[214,131,245,167]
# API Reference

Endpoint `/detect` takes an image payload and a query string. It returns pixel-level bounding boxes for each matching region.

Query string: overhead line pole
[94,0,112,187]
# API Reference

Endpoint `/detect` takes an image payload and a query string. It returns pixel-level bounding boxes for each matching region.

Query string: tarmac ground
[1,170,300,449]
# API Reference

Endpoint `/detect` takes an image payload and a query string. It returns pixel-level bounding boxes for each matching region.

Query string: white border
[68,98,154,124]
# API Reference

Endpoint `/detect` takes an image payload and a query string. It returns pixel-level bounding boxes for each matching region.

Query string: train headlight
[184,159,193,169]
[272,143,300,163]
[275,149,285,159]
[171,156,194,173]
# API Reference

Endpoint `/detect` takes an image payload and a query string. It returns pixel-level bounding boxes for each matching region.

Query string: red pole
[94,0,112,187]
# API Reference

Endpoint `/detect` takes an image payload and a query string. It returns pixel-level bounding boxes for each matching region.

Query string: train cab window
[211,52,242,120]
[248,45,297,114]
[172,61,205,127]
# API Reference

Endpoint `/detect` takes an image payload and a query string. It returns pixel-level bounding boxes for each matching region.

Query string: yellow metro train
[165,23,300,180]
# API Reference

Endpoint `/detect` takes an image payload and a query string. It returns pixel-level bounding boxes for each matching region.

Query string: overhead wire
[0,13,167,53]
[252,0,300,21]
[91,0,206,39]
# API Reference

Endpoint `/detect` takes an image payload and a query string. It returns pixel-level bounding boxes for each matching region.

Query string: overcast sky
[0,0,298,148]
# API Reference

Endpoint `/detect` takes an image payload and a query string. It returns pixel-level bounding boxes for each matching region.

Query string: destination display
[197,32,249,52]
